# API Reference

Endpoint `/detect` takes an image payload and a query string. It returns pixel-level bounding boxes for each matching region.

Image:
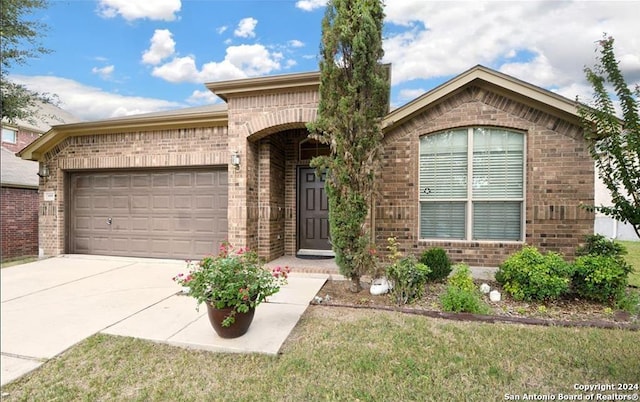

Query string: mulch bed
[313,279,640,331]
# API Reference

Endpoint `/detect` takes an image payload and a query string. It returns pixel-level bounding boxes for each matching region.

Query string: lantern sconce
[37,164,50,180]
[230,151,241,169]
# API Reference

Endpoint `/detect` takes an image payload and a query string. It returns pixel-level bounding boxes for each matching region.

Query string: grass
[0,256,39,269]
[620,240,640,287]
[2,306,639,401]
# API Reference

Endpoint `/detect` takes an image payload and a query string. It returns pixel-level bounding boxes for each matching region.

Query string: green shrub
[440,286,490,314]
[496,246,573,301]
[576,234,627,258]
[420,248,452,282]
[386,255,430,306]
[572,255,631,303]
[447,264,476,293]
[440,264,489,314]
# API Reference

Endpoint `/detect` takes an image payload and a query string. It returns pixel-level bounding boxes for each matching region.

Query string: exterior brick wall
[258,135,286,260]
[38,126,229,257]
[376,85,594,266]
[225,89,319,254]
[35,73,595,268]
[1,186,39,261]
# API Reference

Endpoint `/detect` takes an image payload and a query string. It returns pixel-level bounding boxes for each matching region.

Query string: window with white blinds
[419,128,525,241]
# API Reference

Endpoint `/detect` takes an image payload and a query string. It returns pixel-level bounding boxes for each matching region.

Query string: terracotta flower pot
[205,302,256,338]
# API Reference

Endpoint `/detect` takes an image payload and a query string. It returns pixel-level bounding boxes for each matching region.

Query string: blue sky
[9,0,640,121]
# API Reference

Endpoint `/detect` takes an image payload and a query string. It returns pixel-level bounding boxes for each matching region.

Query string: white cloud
[217,25,228,35]
[234,17,258,38]
[186,89,221,105]
[499,53,559,89]
[10,75,182,120]
[152,44,282,83]
[383,0,640,101]
[288,40,305,48]
[97,0,181,21]
[295,0,326,12]
[142,29,176,65]
[91,65,115,80]
[285,59,297,68]
[398,88,425,102]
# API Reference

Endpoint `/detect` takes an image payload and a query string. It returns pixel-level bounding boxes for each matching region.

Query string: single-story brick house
[18,65,594,266]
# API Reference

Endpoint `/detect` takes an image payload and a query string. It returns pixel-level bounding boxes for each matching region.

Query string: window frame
[418,127,526,242]
[2,127,18,144]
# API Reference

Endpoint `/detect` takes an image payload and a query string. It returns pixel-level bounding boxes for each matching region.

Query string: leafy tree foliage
[308,0,389,292]
[578,36,640,238]
[1,0,54,123]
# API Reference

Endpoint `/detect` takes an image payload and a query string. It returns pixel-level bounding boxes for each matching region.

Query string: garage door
[69,168,228,259]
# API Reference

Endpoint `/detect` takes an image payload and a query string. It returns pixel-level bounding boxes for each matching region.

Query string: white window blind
[419,127,525,241]
[420,202,466,239]
[419,130,468,238]
[473,128,524,198]
[473,201,521,240]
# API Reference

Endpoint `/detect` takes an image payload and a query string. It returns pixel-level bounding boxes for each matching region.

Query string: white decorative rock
[370,277,391,295]
[479,283,491,294]
[489,290,501,302]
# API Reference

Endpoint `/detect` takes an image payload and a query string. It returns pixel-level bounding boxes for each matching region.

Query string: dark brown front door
[298,167,331,251]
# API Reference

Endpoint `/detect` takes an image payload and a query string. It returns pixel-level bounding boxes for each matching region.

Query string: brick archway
[245,108,317,142]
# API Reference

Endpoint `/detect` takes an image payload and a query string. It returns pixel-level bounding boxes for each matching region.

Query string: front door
[298,167,331,251]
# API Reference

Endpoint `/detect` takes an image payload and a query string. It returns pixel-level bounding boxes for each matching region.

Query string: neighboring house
[18,65,595,266]
[1,103,80,261]
[594,174,638,241]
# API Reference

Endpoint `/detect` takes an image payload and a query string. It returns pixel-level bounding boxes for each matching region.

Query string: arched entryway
[253,129,332,260]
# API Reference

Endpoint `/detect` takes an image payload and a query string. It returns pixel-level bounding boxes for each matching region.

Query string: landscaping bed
[314,278,640,327]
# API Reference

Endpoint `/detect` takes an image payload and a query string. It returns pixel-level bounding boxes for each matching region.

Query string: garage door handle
[107,217,112,225]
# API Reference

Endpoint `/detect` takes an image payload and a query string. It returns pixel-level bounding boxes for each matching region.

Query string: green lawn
[621,240,640,287]
[2,307,638,401]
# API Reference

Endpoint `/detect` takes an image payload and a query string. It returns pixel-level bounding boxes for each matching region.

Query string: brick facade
[38,126,229,256]
[1,187,39,261]
[2,126,41,262]
[28,67,595,267]
[224,89,319,254]
[376,85,593,265]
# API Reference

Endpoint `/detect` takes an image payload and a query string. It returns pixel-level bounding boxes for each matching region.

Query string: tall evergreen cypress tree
[308,0,389,291]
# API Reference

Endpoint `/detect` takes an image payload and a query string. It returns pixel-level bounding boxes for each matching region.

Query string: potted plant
[173,242,290,338]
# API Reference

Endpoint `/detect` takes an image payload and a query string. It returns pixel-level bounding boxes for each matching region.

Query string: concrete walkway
[1,255,328,386]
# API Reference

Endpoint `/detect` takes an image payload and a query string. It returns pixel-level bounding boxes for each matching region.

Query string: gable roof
[382,65,582,132]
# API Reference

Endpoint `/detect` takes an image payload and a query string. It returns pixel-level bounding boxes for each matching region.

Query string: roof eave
[18,110,228,161]
[206,71,321,101]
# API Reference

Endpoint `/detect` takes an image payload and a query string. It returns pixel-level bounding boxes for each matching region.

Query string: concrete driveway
[1,255,327,386]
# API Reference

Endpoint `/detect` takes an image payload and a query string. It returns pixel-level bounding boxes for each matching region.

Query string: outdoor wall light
[37,164,50,179]
[231,151,241,168]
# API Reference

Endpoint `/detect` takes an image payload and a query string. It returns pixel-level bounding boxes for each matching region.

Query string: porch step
[264,256,341,277]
